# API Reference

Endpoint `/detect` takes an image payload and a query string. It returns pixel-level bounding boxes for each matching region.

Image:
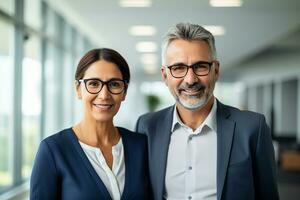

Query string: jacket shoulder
[138,106,173,124]
[220,102,265,121]
[43,128,72,143]
[40,128,74,154]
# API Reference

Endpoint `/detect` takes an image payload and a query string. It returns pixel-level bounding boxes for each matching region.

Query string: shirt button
[188,196,192,200]
[189,166,192,170]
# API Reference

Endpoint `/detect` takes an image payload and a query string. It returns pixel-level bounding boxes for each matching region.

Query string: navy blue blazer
[135,100,279,200]
[30,127,152,200]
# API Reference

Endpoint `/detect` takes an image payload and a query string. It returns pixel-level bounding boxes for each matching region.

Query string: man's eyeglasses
[78,78,127,94]
[166,61,214,78]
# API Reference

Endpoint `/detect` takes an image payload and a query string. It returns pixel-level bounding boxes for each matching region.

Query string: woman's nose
[97,85,111,99]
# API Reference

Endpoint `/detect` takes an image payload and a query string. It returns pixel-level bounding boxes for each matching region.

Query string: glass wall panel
[44,42,59,136]
[62,24,75,127]
[73,32,85,122]
[0,0,14,15]
[0,19,13,191]
[21,34,41,179]
[45,5,56,39]
[62,52,75,128]
[25,0,41,30]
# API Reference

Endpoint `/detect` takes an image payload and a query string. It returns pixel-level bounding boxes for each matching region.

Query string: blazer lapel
[151,106,174,199]
[68,129,112,200]
[119,129,131,200]
[216,101,235,200]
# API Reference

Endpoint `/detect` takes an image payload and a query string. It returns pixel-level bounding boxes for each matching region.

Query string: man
[135,23,279,200]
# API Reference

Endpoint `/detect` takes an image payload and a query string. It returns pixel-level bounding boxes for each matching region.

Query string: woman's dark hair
[75,48,130,84]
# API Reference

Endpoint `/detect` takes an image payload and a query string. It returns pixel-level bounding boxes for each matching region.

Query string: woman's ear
[75,80,82,99]
[121,86,128,101]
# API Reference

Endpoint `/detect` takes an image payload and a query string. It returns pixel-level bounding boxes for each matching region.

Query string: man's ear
[75,81,82,99]
[214,61,220,81]
[161,66,168,86]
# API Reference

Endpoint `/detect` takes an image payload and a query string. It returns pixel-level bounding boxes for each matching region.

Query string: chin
[92,113,115,123]
[178,97,208,110]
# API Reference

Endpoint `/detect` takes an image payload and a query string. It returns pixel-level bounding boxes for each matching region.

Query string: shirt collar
[171,98,217,133]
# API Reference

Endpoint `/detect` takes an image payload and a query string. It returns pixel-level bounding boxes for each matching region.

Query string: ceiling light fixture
[129,25,157,36]
[210,0,242,7]
[119,0,152,7]
[136,42,157,52]
[203,25,226,36]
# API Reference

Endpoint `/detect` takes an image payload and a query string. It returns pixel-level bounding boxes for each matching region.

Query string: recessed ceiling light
[129,25,157,36]
[119,0,152,7]
[136,42,157,52]
[140,53,158,65]
[203,25,226,36]
[210,0,242,7]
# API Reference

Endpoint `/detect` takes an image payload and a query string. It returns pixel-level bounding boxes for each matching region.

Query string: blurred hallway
[1,0,300,199]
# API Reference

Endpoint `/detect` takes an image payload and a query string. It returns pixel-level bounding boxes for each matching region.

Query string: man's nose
[183,67,198,84]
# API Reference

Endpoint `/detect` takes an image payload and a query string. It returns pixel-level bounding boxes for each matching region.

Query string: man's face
[162,39,220,110]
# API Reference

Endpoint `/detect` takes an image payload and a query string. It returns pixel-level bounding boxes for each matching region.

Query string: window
[22,34,41,179]
[62,24,76,128]
[25,0,41,29]
[0,0,14,15]
[62,52,75,128]
[0,19,13,192]
[44,42,59,136]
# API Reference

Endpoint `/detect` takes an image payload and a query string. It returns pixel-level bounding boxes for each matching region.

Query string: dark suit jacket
[135,100,279,200]
[30,127,152,200]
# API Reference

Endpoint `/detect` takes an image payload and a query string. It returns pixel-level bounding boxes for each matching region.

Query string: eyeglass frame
[77,78,127,95]
[166,60,215,78]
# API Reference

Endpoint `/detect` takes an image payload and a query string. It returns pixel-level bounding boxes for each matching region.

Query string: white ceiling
[55,0,300,82]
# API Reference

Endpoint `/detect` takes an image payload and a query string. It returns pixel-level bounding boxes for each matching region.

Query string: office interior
[0,0,299,199]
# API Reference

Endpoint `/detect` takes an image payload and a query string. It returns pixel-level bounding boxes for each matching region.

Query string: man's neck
[176,97,215,131]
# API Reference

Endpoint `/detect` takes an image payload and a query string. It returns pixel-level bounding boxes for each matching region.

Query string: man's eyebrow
[169,60,210,66]
[168,62,188,66]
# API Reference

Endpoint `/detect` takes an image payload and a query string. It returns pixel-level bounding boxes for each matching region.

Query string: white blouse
[79,138,125,200]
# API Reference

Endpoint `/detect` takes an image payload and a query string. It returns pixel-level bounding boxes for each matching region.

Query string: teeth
[94,104,112,109]
[181,89,201,96]
[185,89,197,92]
[184,89,199,93]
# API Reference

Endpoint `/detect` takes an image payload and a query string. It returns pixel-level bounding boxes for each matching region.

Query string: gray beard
[176,93,212,111]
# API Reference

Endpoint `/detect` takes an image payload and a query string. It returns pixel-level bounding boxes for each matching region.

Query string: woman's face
[76,60,126,123]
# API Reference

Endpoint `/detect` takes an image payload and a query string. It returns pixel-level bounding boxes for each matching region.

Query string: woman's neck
[73,119,119,147]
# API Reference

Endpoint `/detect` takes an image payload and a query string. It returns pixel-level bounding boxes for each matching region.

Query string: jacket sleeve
[254,115,279,200]
[30,140,60,200]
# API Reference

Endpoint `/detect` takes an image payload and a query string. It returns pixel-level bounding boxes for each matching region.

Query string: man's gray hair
[161,22,217,65]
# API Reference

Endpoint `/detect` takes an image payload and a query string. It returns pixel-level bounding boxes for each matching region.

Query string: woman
[30,48,152,200]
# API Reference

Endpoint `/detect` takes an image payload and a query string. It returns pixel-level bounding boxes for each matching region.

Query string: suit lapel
[216,101,235,200]
[119,129,131,200]
[151,106,174,199]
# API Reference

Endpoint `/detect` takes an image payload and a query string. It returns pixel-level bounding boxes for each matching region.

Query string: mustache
[178,82,206,91]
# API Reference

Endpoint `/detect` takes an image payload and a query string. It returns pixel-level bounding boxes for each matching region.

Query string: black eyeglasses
[78,78,127,94]
[166,60,214,78]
